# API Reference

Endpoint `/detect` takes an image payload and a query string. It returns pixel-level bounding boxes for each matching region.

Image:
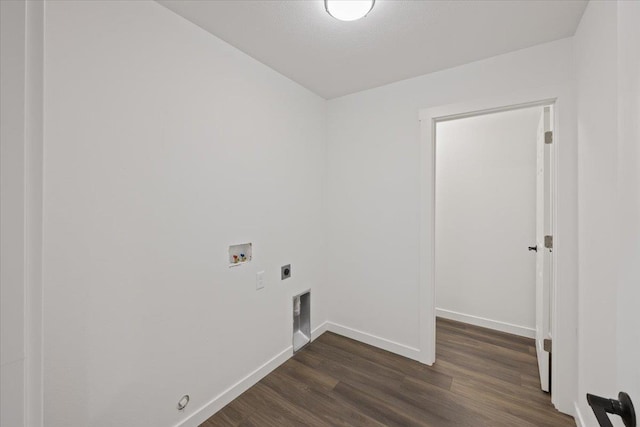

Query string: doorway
[433,105,553,393]
[417,89,576,414]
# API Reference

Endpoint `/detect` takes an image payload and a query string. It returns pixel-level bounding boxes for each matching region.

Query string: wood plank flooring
[201,318,575,426]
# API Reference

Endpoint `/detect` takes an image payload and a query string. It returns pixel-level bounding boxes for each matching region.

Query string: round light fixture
[325,0,375,21]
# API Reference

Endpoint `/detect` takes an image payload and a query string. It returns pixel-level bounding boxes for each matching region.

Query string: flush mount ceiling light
[325,0,375,22]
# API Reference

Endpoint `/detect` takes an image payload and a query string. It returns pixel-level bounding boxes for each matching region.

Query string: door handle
[528,245,538,252]
[587,392,636,427]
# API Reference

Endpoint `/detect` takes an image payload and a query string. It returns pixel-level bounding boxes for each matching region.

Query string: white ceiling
[157,0,587,99]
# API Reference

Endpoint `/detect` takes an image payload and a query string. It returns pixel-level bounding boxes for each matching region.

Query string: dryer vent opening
[293,291,310,353]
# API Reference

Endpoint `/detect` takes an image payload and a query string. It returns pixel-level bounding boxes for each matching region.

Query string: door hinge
[545,131,553,144]
[544,235,553,249]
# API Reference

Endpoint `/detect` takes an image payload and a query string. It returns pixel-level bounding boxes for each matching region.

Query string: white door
[535,106,552,392]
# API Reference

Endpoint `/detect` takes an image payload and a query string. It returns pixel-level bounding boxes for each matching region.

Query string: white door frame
[0,1,45,426]
[418,85,577,415]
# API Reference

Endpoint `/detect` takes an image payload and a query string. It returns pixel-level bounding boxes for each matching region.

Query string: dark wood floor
[201,318,575,426]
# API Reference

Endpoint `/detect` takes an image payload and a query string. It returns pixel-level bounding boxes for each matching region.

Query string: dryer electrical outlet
[281,264,291,280]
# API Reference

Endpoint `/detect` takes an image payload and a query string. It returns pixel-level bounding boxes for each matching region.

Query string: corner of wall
[573,401,587,427]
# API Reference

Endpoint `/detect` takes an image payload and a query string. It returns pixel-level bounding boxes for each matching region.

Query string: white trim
[573,402,586,427]
[25,1,45,425]
[419,110,437,366]
[419,85,578,415]
[311,321,329,341]
[175,346,293,427]
[325,322,421,361]
[175,321,329,427]
[435,308,536,339]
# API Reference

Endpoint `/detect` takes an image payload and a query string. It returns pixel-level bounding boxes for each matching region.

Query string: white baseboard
[175,346,293,427]
[311,321,329,341]
[436,308,536,339]
[573,402,586,427]
[176,321,330,427]
[175,320,422,426]
[325,321,421,361]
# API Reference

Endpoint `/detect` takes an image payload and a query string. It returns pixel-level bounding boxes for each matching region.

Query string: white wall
[326,39,577,407]
[573,1,640,426]
[42,2,326,426]
[435,108,539,336]
[573,1,619,424]
[616,0,640,420]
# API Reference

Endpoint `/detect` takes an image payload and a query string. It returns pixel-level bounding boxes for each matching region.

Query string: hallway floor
[201,318,575,426]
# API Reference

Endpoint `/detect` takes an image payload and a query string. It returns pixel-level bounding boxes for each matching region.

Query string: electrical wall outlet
[256,271,265,290]
[281,264,291,280]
